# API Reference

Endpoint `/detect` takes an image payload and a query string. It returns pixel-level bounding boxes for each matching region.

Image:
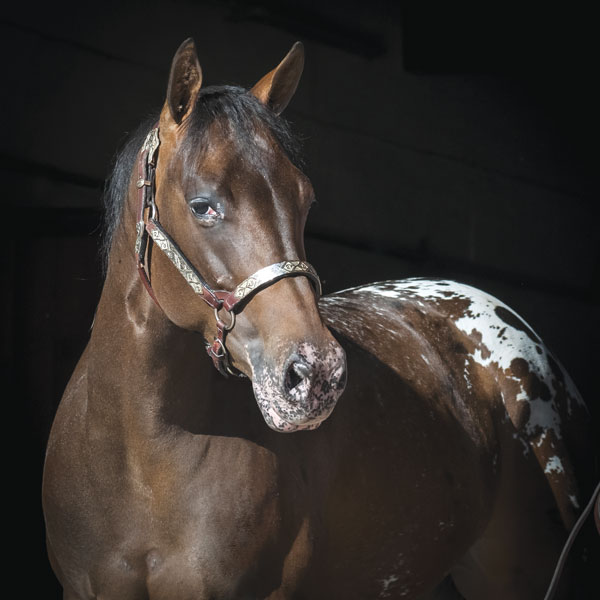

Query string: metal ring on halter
[226,364,244,377]
[209,337,227,358]
[148,196,158,221]
[214,307,236,331]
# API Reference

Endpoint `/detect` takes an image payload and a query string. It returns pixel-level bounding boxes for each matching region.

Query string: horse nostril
[335,365,348,390]
[284,360,312,395]
[293,361,312,380]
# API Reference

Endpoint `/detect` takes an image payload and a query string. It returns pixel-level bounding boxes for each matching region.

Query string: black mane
[101,85,302,271]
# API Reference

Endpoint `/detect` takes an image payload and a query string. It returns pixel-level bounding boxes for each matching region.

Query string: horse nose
[282,348,347,407]
[283,355,314,402]
[251,339,346,431]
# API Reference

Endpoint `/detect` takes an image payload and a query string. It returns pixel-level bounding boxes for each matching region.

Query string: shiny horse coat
[42,39,592,599]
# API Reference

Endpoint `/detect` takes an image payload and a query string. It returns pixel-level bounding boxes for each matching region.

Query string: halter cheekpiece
[134,126,322,377]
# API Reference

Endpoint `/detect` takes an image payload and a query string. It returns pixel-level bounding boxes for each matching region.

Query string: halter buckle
[209,337,227,359]
[214,306,236,331]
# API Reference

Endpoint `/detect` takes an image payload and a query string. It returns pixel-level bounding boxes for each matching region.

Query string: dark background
[3,1,598,596]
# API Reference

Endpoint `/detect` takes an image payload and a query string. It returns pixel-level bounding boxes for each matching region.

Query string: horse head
[130,39,346,432]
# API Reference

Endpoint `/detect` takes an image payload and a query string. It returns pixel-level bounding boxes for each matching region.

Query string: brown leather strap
[135,127,163,311]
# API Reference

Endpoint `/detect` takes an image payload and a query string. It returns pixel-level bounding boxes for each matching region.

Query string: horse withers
[42,39,594,599]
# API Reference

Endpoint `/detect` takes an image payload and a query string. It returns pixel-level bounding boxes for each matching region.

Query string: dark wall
[3,1,598,595]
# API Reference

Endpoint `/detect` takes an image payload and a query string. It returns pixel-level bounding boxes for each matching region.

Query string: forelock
[182,85,303,169]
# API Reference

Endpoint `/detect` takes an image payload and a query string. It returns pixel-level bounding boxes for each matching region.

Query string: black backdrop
[3,1,598,596]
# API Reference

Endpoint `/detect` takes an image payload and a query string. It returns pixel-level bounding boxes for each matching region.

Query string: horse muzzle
[252,340,347,432]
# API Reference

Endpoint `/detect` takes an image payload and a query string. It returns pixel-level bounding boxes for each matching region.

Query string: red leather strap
[135,128,163,312]
[137,262,161,307]
[207,320,232,376]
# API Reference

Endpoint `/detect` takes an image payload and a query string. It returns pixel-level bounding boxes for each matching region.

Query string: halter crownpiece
[134,126,322,377]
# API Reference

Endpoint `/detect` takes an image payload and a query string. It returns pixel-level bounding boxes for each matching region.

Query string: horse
[42,39,594,599]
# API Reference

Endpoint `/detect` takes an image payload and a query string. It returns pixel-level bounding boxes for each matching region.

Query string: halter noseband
[134,126,322,377]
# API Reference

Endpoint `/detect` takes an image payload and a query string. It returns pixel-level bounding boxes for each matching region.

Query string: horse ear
[165,38,203,125]
[250,42,304,115]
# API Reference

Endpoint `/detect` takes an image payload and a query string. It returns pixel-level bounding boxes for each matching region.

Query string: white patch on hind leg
[544,455,565,475]
[378,574,399,597]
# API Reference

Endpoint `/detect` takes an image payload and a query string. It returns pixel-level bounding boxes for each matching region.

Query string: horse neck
[87,210,211,440]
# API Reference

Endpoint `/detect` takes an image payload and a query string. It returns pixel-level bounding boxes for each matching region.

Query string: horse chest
[53,420,309,599]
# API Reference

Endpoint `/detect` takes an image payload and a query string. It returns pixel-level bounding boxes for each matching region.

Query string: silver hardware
[134,221,144,255]
[141,128,160,166]
[214,307,236,331]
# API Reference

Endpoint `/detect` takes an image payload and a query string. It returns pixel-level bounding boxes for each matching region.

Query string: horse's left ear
[165,38,203,125]
[250,42,304,115]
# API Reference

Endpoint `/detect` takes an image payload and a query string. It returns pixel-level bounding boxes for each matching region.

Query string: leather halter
[134,126,322,377]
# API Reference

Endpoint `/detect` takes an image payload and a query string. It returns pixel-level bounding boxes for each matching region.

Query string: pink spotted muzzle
[252,341,347,432]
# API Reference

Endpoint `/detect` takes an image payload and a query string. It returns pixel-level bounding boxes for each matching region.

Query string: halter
[134,126,322,377]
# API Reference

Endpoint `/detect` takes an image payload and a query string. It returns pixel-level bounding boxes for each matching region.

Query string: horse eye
[189,198,220,220]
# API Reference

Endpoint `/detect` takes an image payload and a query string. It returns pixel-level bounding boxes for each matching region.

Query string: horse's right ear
[250,42,304,115]
[165,38,202,125]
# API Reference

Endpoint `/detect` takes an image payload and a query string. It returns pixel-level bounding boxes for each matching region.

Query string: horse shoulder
[44,343,91,482]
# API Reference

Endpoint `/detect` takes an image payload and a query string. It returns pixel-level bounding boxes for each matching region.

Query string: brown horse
[42,39,593,599]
